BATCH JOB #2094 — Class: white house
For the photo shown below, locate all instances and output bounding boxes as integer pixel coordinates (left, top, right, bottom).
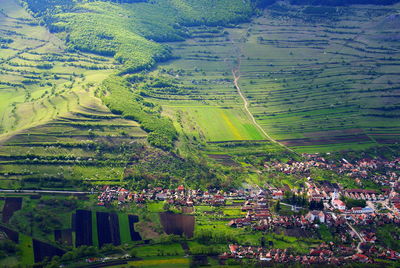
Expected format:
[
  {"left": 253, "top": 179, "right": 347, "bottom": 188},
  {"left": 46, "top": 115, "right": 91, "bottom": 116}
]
[
  {"left": 332, "top": 199, "right": 346, "bottom": 211},
  {"left": 306, "top": 210, "right": 325, "bottom": 223}
]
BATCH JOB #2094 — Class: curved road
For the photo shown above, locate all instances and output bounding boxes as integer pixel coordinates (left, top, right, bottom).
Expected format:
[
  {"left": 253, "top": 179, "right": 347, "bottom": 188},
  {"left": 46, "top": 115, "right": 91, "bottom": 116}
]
[
  {"left": 232, "top": 68, "right": 296, "bottom": 153},
  {"left": 346, "top": 222, "right": 365, "bottom": 253}
]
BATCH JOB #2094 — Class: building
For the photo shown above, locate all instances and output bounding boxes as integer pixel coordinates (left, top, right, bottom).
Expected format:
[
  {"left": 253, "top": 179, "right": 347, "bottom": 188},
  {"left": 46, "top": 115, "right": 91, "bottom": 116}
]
[
  {"left": 272, "top": 191, "right": 284, "bottom": 200},
  {"left": 331, "top": 199, "right": 346, "bottom": 211},
  {"left": 306, "top": 211, "right": 325, "bottom": 223}
]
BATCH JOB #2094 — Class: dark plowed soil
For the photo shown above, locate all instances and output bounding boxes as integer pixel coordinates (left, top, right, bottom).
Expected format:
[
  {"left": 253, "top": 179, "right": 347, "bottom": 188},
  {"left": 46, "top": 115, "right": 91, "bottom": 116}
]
[
  {"left": 75, "top": 210, "right": 92, "bottom": 247},
  {"left": 128, "top": 215, "right": 142, "bottom": 241},
  {"left": 0, "top": 225, "right": 19, "bottom": 243},
  {"left": 2, "top": 197, "right": 22, "bottom": 223},
  {"left": 33, "top": 239, "right": 65, "bottom": 263},
  {"left": 96, "top": 212, "right": 121, "bottom": 247},
  {"left": 54, "top": 229, "right": 73, "bottom": 246},
  {"left": 159, "top": 212, "right": 195, "bottom": 238}
]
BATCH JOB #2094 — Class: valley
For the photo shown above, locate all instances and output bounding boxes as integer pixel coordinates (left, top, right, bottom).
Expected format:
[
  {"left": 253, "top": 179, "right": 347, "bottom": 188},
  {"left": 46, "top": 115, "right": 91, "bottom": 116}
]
[{"left": 0, "top": 0, "right": 399, "bottom": 267}]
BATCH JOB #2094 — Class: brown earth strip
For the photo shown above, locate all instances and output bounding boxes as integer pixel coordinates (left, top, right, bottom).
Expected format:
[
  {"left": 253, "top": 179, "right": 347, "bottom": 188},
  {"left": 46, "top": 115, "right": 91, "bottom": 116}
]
[
  {"left": 1, "top": 197, "right": 22, "bottom": 223},
  {"left": 207, "top": 154, "right": 239, "bottom": 167},
  {"left": 278, "top": 134, "right": 372, "bottom": 146},
  {"left": 303, "top": 128, "right": 365, "bottom": 138}
]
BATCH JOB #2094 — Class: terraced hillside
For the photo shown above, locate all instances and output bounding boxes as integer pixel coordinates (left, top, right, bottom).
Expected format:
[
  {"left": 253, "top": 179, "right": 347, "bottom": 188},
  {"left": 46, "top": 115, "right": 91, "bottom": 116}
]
[
  {"left": 238, "top": 3, "right": 400, "bottom": 152},
  {"left": 0, "top": 0, "right": 116, "bottom": 138},
  {"left": 156, "top": 3, "right": 400, "bottom": 152},
  {"left": 0, "top": 0, "right": 150, "bottom": 189},
  {"left": 0, "top": 0, "right": 274, "bottom": 191},
  {"left": 152, "top": 26, "right": 266, "bottom": 142},
  {"left": 0, "top": 95, "right": 147, "bottom": 189}
]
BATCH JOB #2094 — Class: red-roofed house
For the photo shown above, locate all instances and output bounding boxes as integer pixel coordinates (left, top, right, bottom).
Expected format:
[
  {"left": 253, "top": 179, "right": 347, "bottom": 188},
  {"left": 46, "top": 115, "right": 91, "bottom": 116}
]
[
  {"left": 177, "top": 185, "right": 185, "bottom": 192},
  {"left": 331, "top": 199, "right": 346, "bottom": 211},
  {"left": 272, "top": 191, "right": 284, "bottom": 200}
]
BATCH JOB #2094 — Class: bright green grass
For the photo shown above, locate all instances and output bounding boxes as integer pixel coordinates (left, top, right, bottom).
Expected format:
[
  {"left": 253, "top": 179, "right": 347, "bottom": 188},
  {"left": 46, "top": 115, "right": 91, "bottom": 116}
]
[
  {"left": 92, "top": 211, "right": 99, "bottom": 247},
  {"left": 195, "top": 206, "right": 214, "bottom": 213},
  {"left": 147, "top": 202, "right": 165, "bottom": 213},
  {"left": 134, "top": 243, "right": 185, "bottom": 258},
  {"left": 19, "top": 234, "right": 34, "bottom": 265},
  {"left": 0, "top": 0, "right": 116, "bottom": 139},
  {"left": 127, "top": 256, "right": 190, "bottom": 268},
  {"left": 170, "top": 106, "right": 264, "bottom": 141},
  {"left": 118, "top": 213, "right": 131, "bottom": 244},
  {"left": 222, "top": 208, "right": 245, "bottom": 217}
]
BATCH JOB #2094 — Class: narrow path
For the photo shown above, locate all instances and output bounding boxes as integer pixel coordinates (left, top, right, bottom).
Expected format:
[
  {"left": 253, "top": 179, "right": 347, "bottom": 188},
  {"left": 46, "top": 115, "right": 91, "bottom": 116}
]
[
  {"left": 232, "top": 67, "right": 296, "bottom": 154},
  {"left": 230, "top": 25, "right": 297, "bottom": 154},
  {"left": 346, "top": 222, "right": 365, "bottom": 253}
]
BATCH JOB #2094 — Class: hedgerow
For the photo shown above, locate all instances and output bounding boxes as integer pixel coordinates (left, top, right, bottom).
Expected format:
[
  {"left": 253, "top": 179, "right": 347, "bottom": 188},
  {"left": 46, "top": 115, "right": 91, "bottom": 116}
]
[
  {"left": 99, "top": 76, "right": 177, "bottom": 150},
  {"left": 21, "top": 0, "right": 255, "bottom": 73}
]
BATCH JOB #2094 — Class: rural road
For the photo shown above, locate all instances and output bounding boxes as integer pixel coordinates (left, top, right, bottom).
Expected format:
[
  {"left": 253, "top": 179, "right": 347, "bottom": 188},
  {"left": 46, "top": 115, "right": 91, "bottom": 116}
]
[
  {"left": 230, "top": 25, "right": 297, "bottom": 154},
  {"left": 0, "top": 189, "right": 93, "bottom": 195},
  {"left": 232, "top": 69, "right": 276, "bottom": 142},
  {"left": 346, "top": 222, "right": 365, "bottom": 253},
  {"left": 232, "top": 68, "right": 296, "bottom": 154}
]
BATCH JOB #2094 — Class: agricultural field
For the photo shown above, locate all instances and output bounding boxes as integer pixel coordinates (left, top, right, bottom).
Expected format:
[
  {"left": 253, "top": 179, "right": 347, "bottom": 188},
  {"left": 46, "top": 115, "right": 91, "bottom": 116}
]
[
  {"left": 0, "top": 94, "right": 148, "bottom": 189},
  {"left": 0, "top": 194, "right": 156, "bottom": 265},
  {"left": 154, "top": 26, "right": 268, "bottom": 143},
  {"left": 155, "top": 3, "right": 400, "bottom": 153},
  {"left": 0, "top": 0, "right": 117, "bottom": 137},
  {"left": 0, "top": 0, "right": 152, "bottom": 189},
  {"left": 0, "top": 0, "right": 399, "bottom": 266},
  {"left": 237, "top": 3, "right": 400, "bottom": 152}
]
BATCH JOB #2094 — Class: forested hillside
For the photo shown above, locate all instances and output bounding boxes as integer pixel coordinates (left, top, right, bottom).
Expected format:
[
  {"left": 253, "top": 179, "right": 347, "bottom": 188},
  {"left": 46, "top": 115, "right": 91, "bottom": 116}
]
[{"left": 20, "top": 0, "right": 254, "bottom": 74}]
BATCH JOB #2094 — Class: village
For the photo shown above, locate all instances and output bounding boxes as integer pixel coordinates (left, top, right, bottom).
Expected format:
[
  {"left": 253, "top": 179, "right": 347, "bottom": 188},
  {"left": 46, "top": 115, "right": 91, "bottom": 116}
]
[{"left": 95, "top": 154, "right": 400, "bottom": 265}]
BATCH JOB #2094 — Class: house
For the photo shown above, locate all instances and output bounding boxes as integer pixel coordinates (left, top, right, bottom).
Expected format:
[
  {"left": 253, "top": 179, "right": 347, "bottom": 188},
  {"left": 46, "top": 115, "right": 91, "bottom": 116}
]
[
  {"left": 394, "top": 203, "right": 400, "bottom": 213},
  {"left": 155, "top": 192, "right": 168, "bottom": 201},
  {"left": 177, "top": 185, "right": 185, "bottom": 192},
  {"left": 306, "top": 211, "right": 325, "bottom": 223},
  {"left": 260, "top": 252, "right": 271, "bottom": 261},
  {"left": 331, "top": 199, "right": 346, "bottom": 211},
  {"left": 229, "top": 218, "right": 251, "bottom": 228},
  {"left": 350, "top": 207, "right": 363, "bottom": 214},
  {"left": 351, "top": 254, "right": 369, "bottom": 263},
  {"left": 272, "top": 191, "right": 284, "bottom": 200},
  {"left": 362, "top": 207, "right": 374, "bottom": 214},
  {"left": 229, "top": 244, "right": 239, "bottom": 254}
]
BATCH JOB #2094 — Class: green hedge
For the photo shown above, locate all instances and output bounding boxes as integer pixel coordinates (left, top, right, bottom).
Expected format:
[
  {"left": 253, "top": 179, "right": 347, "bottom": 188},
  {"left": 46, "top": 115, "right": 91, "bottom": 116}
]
[{"left": 100, "top": 76, "right": 177, "bottom": 150}]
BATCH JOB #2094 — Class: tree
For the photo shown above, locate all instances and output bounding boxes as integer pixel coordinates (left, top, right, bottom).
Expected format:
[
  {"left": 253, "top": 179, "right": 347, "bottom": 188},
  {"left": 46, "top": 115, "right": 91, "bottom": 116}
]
[{"left": 276, "top": 200, "right": 281, "bottom": 212}]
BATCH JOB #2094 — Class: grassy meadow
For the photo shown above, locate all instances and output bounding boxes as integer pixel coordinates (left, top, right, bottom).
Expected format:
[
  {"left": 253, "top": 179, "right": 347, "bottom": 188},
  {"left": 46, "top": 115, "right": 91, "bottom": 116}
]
[
  {"left": 0, "top": 0, "right": 116, "bottom": 138},
  {"left": 237, "top": 3, "right": 400, "bottom": 152},
  {"left": 155, "top": 3, "right": 400, "bottom": 153}
]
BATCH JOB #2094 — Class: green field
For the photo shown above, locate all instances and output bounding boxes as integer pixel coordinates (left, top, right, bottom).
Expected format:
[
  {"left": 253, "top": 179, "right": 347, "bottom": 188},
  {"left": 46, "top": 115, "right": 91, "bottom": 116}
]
[
  {"left": 167, "top": 106, "right": 264, "bottom": 141},
  {"left": 2, "top": 0, "right": 400, "bottom": 266},
  {"left": 118, "top": 213, "right": 131, "bottom": 244},
  {"left": 0, "top": 0, "right": 116, "bottom": 140},
  {"left": 237, "top": 4, "right": 400, "bottom": 151},
  {"left": 154, "top": 3, "right": 400, "bottom": 152},
  {"left": 19, "top": 234, "right": 34, "bottom": 265}
]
